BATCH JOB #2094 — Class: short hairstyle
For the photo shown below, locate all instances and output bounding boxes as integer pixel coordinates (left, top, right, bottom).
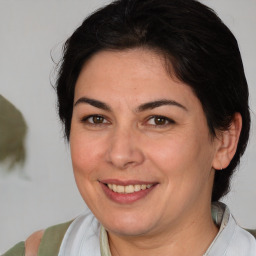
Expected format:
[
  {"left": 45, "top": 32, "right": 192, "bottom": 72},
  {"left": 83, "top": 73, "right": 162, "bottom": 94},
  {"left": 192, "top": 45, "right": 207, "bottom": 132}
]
[{"left": 56, "top": 0, "right": 250, "bottom": 201}]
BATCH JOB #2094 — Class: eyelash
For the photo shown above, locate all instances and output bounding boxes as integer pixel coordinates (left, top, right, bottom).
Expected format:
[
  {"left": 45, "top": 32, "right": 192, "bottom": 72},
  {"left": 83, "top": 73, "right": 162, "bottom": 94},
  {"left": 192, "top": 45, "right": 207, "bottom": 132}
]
[{"left": 80, "top": 115, "right": 175, "bottom": 127}]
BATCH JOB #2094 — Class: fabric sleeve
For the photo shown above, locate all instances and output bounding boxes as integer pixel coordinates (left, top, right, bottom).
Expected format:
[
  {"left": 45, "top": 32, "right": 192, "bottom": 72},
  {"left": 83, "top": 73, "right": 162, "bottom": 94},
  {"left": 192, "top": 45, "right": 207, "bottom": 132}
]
[
  {"left": 38, "top": 220, "right": 73, "bottom": 256},
  {"left": 1, "top": 241, "right": 25, "bottom": 256}
]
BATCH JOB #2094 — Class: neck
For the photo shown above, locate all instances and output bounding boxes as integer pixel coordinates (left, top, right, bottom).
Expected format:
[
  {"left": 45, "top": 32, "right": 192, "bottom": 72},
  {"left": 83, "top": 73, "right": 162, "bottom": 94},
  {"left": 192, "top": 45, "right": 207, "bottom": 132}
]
[{"left": 108, "top": 205, "right": 218, "bottom": 256}]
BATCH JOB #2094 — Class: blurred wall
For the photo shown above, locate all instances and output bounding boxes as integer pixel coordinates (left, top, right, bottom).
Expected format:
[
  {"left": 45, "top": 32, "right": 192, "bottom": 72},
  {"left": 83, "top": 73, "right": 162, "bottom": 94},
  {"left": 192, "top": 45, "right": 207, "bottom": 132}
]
[{"left": 0, "top": 0, "right": 255, "bottom": 253}]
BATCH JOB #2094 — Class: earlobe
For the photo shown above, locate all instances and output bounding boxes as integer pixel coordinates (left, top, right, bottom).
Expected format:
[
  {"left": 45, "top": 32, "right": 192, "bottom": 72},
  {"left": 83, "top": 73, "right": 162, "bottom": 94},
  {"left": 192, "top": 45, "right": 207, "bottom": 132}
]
[{"left": 212, "top": 113, "right": 242, "bottom": 170}]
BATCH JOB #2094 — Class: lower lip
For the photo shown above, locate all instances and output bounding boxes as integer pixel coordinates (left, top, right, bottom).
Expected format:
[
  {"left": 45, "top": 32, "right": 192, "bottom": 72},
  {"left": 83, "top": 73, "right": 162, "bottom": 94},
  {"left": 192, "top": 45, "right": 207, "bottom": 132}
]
[{"left": 100, "top": 183, "right": 157, "bottom": 204}]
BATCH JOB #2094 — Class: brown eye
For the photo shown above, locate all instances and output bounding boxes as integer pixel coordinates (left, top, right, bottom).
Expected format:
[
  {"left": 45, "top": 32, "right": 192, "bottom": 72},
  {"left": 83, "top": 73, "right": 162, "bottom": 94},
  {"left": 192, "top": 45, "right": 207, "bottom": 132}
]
[
  {"left": 154, "top": 117, "right": 167, "bottom": 125},
  {"left": 146, "top": 115, "right": 175, "bottom": 127},
  {"left": 82, "top": 115, "right": 109, "bottom": 125},
  {"left": 92, "top": 116, "right": 104, "bottom": 124}
]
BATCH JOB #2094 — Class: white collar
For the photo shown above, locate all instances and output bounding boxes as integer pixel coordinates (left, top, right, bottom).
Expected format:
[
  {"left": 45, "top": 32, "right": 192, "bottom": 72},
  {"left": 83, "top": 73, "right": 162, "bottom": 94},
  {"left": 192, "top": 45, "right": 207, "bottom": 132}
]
[
  {"left": 58, "top": 211, "right": 101, "bottom": 256},
  {"left": 59, "top": 203, "right": 255, "bottom": 256}
]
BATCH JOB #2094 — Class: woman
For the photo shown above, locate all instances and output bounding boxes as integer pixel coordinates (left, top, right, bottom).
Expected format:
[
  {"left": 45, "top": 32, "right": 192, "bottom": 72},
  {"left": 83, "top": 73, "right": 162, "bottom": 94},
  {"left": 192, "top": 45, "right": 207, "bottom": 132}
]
[{"left": 3, "top": 0, "right": 256, "bottom": 255}]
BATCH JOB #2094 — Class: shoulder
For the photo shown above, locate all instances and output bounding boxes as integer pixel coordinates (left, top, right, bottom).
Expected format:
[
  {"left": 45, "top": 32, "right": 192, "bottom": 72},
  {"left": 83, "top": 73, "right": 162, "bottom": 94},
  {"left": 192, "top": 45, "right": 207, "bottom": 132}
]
[
  {"left": 246, "top": 229, "right": 256, "bottom": 238},
  {"left": 208, "top": 203, "right": 256, "bottom": 256},
  {"left": 2, "top": 242, "right": 25, "bottom": 256},
  {"left": 37, "top": 220, "right": 73, "bottom": 255},
  {"left": 2, "top": 220, "right": 73, "bottom": 256},
  {"left": 25, "top": 230, "right": 44, "bottom": 256},
  {"left": 1, "top": 230, "right": 43, "bottom": 256},
  {"left": 225, "top": 219, "right": 256, "bottom": 255}
]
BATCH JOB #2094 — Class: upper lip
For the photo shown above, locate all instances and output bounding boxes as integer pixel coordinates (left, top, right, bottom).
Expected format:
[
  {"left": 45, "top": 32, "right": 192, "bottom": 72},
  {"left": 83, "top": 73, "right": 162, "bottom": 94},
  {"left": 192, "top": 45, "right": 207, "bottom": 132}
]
[{"left": 99, "top": 179, "right": 158, "bottom": 186}]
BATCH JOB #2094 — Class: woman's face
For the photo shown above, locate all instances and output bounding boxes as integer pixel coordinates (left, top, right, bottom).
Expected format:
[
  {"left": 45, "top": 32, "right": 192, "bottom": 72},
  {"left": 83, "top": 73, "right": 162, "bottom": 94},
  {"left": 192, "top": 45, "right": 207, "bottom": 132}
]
[{"left": 70, "top": 48, "right": 220, "bottom": 237}]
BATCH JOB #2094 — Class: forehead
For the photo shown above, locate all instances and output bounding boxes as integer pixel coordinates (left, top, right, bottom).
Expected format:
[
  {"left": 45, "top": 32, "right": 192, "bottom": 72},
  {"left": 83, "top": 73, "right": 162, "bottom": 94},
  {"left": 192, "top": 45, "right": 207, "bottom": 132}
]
[
  {"left": 78, "top": 48, "right": 169, "bottom": 86},
  {"left": 74, "top": 48, "right": 200, "bottom": 111}
]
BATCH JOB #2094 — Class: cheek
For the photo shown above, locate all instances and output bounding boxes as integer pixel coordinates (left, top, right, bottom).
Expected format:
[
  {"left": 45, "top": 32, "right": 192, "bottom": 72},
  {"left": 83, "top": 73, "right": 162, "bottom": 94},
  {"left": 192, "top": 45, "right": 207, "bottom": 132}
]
[
  {"left": 145, "top": 135, "right": 196, "bottom": 170},
  {"left": 69, "top": 131, "right": 105, "bottom": 207},
  {"left": 149, "top": 137, "right": 215, "bottom": 212},
  {"left": 145, "top": 132, "right": 214, "bottom": 186},
  {"left": 70, "top": 129, "right": 104, "bottom": 179}
]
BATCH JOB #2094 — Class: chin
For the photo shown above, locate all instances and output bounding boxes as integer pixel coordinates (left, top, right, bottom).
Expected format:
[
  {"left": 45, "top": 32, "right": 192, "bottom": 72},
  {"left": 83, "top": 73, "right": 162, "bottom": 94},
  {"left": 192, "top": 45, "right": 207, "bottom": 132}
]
[
  {"left": 103, "top": 214, "right": 157, "bottom": 237},
  {"left": 108, "top": 224, "right": 153, "bottom": 237}
]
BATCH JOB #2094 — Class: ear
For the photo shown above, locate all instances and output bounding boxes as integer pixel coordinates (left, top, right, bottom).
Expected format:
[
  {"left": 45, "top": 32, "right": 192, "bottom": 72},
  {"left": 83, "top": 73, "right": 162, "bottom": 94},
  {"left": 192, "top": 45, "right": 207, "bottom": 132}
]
[{"left": 212, "top": 113, "right": 242, "bottom": 170}]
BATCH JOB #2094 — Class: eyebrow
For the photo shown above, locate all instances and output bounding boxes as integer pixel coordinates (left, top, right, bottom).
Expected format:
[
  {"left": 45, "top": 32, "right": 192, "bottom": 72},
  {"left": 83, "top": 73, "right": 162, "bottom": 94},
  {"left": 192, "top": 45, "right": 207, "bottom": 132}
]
[
  {"left": 74, "top": 97, "right": 187, "bottom": 112},
  {"left": 136, "top": 99, "right": 188, "bottom": 112},
  {"left": 74, "top": 97, "right": 111, "bottom": 111}
]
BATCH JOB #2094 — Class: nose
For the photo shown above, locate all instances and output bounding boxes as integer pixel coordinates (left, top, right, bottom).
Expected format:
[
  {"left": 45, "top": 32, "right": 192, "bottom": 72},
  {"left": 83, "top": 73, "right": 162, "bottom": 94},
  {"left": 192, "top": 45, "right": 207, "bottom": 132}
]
[{"left": 106, "top": 127, "right": 145, "bottom": 170}]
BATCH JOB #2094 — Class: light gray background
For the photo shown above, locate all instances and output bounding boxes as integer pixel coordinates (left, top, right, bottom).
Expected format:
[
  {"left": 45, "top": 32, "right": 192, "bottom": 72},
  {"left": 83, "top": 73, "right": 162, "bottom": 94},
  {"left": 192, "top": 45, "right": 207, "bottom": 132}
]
[{"left": 0, "top": 0, "right": 255, "bottom": 253}]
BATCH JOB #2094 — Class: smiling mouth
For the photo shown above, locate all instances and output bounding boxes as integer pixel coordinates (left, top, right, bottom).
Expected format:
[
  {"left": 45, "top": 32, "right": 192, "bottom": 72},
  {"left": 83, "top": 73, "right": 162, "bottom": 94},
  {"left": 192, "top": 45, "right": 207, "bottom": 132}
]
[
  {"left": 100, "top": 181, "right": 157, "bottom": 204},
  {"left": 106, "top": 184, "right": 153, "bottom": 194}
]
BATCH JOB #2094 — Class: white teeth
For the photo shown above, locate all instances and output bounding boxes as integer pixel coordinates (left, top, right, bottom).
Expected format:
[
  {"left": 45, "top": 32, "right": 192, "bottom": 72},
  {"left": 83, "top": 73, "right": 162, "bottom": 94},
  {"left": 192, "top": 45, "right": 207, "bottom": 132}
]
[
  {"left": 117, "top": 185, "right": 125, "bottom": 193},
  {"left": 141, "top": 184, "right": 146, "bottom": 190},
  {"left": 134, "top": 185, "right": 141, "bottom": 192},
  {"left": 125, "top": 185, "right": 134, "bottom": 193},
  {"left": 107, "top": 184, "right": 153, "bottom": 194},
  {"left": 112, "top": 184, "right": 117, "bottom": 192}
]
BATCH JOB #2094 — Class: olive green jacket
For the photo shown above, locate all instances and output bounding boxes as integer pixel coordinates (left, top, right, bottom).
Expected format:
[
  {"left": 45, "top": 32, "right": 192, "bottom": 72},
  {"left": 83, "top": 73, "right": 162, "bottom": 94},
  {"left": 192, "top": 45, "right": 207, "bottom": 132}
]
[{"left": 2, "top": 220, "right": 72, "bottom": 256}]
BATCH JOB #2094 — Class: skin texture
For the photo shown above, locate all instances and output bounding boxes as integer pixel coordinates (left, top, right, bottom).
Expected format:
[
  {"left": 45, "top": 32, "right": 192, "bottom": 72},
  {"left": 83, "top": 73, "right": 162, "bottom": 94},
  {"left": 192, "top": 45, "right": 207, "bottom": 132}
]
[
  {"left": 70, "top": 48, "right": 242, "bottom": 255},
  {"left": 25, "top": 230, "right": 44, "bottom": 256}
]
